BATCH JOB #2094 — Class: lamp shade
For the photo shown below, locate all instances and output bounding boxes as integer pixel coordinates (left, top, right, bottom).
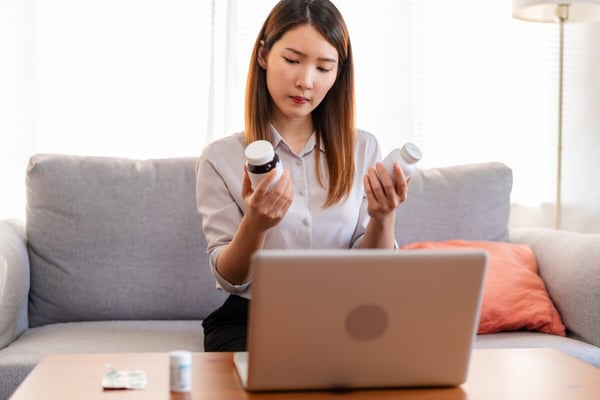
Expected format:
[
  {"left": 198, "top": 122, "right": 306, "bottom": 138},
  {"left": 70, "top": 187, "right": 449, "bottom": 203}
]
[{"left": 513, "top": 0, "right": 600, "bottom": 22}]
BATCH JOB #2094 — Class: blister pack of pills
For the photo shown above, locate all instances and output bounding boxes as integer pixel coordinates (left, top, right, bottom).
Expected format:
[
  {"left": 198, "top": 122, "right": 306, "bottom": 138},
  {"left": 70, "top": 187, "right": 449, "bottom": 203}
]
[{"left": 101, "top": 365, "right": 147, "bottom": 390}]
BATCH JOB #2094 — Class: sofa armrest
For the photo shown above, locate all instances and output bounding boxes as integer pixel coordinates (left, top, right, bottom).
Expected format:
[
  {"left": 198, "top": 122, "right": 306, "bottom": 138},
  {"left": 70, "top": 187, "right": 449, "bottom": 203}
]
[
  {"left": 510, "top": 228, "right": 600, "bottom": 347},
  {"left": 0, "top": 219, "right": 30, "bottom": 349}
]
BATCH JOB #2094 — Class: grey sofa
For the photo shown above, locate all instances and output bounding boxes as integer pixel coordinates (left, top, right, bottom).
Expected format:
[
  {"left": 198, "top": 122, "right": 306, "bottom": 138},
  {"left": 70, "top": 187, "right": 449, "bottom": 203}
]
[{"left": 1, "top": 154, "right": 599, "bottom": 399}]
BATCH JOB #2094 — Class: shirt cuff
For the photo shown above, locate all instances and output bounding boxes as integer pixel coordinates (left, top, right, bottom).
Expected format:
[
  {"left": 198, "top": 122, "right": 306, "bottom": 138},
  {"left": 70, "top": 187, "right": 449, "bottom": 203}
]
[
  {"left": 352, "top": 235, "right": 400, "bottom": 251},
  {"left": 210, "top": 250, "right": 252, "bottom": 295}
]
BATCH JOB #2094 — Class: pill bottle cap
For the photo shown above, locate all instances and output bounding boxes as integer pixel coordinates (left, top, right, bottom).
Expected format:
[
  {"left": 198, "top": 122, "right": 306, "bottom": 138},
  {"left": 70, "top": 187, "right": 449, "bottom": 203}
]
[
  {"left": 170, "top": 350, "right": 192, "bottom": 364},
  {"left": 400, "top": 142, "right": 422, "bottom": 164},
  {"left": 245, "top": 140, "right": 275, "bottom": 166}
]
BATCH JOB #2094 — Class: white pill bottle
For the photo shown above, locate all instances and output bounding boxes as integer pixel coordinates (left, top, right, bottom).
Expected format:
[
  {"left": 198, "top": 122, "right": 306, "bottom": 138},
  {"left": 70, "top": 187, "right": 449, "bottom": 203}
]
[
  {"left": 382, "top": 142, "right": 422, "bottom": 183},
  {"left": 244, "top": 140, "right": 283, "bottom": 191},
  {"left": 169, "top": 350, "right": 192, "bottom": 393}
]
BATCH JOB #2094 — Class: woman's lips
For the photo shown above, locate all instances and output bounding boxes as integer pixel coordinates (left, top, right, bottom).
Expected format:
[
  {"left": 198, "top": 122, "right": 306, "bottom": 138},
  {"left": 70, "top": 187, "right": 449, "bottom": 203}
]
[{"left": 290, "top": 96, "right": 308, "bottom": 104}]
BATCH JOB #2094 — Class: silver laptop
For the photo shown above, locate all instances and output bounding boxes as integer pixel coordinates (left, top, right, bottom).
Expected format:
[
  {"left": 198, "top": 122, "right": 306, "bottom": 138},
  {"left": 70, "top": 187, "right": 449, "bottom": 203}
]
[{"left": 234, "top": 248, "right": 488, "bottom": 392}]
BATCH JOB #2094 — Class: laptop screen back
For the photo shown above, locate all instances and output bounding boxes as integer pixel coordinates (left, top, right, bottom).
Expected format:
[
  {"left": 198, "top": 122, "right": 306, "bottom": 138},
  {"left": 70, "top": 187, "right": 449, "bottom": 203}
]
[{"left": 239, "top": 248, "right": 488, "bottom": 391}]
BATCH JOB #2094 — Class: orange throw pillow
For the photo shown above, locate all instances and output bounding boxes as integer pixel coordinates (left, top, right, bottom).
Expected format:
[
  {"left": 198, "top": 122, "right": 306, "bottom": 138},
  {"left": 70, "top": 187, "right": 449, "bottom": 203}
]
[{"left": 401, "top": 240, "right": 566, "bottom": 336}]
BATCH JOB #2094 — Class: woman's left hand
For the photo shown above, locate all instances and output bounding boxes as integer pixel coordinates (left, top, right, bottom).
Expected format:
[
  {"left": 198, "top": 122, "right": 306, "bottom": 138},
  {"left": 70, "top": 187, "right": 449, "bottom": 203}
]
[{"left": 363, "top": 162, "right": 409, "bottom": 222}]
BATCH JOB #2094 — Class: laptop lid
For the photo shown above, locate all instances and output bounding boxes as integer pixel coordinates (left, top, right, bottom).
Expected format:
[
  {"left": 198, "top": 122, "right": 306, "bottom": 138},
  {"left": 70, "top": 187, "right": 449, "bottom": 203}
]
[{"left": 235, "top": 248, "right": 488, "bottom": 392}]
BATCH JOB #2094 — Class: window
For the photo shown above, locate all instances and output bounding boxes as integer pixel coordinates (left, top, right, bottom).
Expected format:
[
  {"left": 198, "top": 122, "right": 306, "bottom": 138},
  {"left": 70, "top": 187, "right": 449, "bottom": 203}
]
[{"left": 2, "top": 0, "right": 598, "bottom": 231}]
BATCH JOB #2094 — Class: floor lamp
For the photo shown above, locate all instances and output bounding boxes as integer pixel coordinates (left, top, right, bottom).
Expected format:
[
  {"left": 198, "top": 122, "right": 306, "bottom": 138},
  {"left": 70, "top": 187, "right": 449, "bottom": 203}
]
[{"left": 512, "top": 0, "right": 600, "bottom": 229}]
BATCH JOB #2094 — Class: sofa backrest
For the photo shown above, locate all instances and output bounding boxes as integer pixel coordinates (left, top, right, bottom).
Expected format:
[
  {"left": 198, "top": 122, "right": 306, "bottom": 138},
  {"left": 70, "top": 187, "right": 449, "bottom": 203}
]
[
  {"left": 26, "top": 154, "right": 227, "bottom": 327},
  {"left": 394, "top": 162, "right": 512, "bottom": 245},
  {"left": 25, "top": 155, "right": 512, "bottom": 327}
]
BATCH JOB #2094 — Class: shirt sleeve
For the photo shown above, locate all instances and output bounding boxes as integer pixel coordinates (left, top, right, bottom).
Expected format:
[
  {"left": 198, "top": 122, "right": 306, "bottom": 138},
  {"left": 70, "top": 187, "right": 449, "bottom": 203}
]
[
  {"left": 195, "top": 137, "right": 252, "bottom": 295},
  {"left": 350, "top": 131, "right": 400, "bottom": 250},
  {"left": 349, "top": 131, "right": 379, "bottom": 248}
]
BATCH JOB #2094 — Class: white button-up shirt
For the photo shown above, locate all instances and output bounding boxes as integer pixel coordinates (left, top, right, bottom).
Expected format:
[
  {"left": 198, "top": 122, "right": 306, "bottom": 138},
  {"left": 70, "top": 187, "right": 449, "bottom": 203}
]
[{"left": 196, "top": 127, "right": 381, "bottom": 298}]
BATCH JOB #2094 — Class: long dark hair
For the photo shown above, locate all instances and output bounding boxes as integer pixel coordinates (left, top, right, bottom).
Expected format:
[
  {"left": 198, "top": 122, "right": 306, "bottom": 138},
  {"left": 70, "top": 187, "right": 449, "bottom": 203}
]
[{"left": 244, "top": 0, "right": 355, "bottom": 207}]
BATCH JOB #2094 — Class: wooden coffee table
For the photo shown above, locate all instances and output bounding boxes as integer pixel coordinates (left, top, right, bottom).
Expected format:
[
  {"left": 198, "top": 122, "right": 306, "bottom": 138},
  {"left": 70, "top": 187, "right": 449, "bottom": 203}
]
[{"left": 9, "top": 348, "right": 600, "bottom": 399}]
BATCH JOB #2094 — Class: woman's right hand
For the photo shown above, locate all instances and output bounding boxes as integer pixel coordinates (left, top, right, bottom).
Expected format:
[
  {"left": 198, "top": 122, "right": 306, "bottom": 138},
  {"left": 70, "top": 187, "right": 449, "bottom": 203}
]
[
  {"left": 213, "top": 166, "right": 293, "bottom": 286},
  {"left": 241, "top": 165, "right": 294, "bottom": 232}
]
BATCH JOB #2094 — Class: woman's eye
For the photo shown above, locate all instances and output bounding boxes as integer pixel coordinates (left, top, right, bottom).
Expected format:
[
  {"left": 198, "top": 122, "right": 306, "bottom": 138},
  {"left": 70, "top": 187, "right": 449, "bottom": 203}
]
[{"left": 282, "top": 56, "right": 332, "bottom": 72}]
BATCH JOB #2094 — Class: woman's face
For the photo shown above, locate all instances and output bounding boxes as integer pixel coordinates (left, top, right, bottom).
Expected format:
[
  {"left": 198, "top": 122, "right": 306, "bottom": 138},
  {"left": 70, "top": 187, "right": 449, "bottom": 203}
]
[{"left": 259, "top": 24, "right": 339, "bottom": 125}]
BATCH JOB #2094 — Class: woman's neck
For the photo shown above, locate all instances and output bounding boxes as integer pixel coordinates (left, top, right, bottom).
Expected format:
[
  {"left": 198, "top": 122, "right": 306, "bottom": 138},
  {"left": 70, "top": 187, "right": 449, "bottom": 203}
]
[{"left": 271, "top": 116, "right": 314, "bottom": 155}]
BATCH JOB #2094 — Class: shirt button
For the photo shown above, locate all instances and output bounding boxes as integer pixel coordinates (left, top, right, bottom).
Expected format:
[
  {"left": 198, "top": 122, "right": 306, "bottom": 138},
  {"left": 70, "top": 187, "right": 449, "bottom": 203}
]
[
  {"left": 296, "top": 160, "right": 303, "bottom": 167},
  {"left": 303, "top": 218, "right": 310, "bottom": 226},
  {"left": 299, "top": 190, "right": 305, "bottom": 196}
]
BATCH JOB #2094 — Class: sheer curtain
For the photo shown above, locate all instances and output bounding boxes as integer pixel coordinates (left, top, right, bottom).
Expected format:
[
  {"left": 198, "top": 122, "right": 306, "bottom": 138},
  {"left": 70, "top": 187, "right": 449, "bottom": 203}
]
[
  {"left": 1, "top": 0, "right": 213, "bottom": 220},
  {"left": 2, "top": 0, "right": 599, "bottom": 231}
]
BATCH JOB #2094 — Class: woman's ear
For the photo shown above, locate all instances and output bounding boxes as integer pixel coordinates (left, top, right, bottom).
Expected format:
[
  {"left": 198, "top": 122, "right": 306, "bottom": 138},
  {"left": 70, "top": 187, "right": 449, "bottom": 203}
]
[{"left": 257, "top": 40, "right": 267, "bottom": 70}]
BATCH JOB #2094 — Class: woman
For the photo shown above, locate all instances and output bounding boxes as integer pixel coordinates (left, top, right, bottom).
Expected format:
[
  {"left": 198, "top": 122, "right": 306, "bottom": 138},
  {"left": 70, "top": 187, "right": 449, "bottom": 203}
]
[{"left": 196, "top": 0, "right": 409, "bottom": 352}]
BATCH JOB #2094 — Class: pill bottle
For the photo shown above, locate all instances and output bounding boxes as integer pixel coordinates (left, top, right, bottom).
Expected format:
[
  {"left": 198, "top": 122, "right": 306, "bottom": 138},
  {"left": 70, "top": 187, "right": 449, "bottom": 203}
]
[
  {"left": 245, "top": 140, "right": 283, "bottom": 190},
  {"left": 169, "top": 350, "right": 192, "bottom": 393},
  {"left": 382, "top": 142, "right": 422, "bottom": 183}
]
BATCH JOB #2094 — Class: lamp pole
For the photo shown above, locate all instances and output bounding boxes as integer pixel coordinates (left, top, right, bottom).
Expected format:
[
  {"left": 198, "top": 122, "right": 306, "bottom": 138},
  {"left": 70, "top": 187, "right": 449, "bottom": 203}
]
[{"left": 555, "top": 4, "right": 568, "bottom": 230}]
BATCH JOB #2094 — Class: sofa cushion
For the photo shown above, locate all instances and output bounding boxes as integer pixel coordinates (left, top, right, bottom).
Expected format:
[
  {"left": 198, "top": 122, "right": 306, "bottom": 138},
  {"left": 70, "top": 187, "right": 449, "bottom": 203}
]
[
  {"left": 475, "top": 331, "right": 600, "bottom": 369},
  {"left": 394, "top": 162, "right": 512, "bottom": 246},
  {"left": 402, "top": 240, "right": 566, "bottom": 336},
  {"left": 26, "top": 155, "right": 227, "bottom": 327}
]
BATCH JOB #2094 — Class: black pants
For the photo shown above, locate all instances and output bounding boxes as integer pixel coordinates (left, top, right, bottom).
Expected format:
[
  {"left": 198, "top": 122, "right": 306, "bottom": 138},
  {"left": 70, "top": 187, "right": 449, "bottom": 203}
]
[{"left": 202, "top": 294, "right": 249, "bottom": 352}]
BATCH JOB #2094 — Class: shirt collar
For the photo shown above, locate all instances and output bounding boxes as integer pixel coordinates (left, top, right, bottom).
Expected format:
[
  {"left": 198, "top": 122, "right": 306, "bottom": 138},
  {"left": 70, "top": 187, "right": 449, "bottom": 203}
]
[{"left": 269, "top": 124, "right": 324, "bottom": 156}]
